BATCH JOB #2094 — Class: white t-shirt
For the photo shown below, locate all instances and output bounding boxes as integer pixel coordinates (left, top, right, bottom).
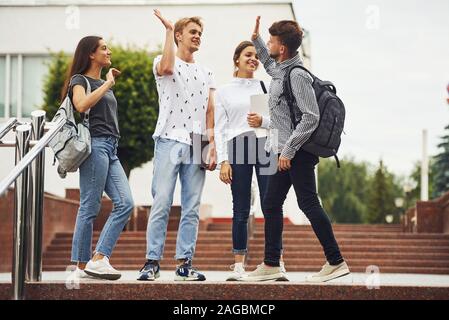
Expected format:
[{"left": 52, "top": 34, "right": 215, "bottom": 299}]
[
  {"left": 215, "top": 77, "right": 270, "bottom": 163},
  {"left": 152, "top": 55, "right": 216, "bottom": 145}
]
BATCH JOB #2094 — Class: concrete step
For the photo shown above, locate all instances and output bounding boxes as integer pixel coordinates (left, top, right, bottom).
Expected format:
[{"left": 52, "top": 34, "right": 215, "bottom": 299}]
[
  {"left": 41, "top": 264, "right": 449, "bottom": 275},
  {"left": 2, "top": 281, "right": 449, "bottom": 300},
  {"left": 44, "top": 243, "right": 449, "bottom": 254},
  {"left": 261, "top": 258, "right": 449, "bottom": 268},
  {"left": 42, "top": 250, "right": 449, "bottom": 261},
  {"left": 52, "top": 231, "right": 449, "bottom": 240},
  {"left": 48, "top": 237, "right": 449, "bottom": 246},
  {"left": 208, "top": 224, "right": 404, "bottom": 232},
  {"left": 42, "top": 256, "right": 449, "bottom": 268},
  {"left": 43, "top": 257, "right": 237, "bottom": 266}
]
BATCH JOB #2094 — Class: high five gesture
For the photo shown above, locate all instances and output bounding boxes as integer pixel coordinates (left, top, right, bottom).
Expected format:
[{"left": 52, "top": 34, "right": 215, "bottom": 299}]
[
  {"left": 154, "top": 9, "right": 174, "bottom": 30},
  {"left": 154, "top": 9, "right": 175, "bottom": 76},
  {"left": 251, "top": 16, "right": 261, "bottom": 40}
]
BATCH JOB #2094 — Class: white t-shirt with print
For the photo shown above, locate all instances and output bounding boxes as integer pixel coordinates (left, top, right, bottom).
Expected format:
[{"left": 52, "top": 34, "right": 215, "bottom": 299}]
[{"left": 152, "top": 55, "right": 216, "bottom": 145}]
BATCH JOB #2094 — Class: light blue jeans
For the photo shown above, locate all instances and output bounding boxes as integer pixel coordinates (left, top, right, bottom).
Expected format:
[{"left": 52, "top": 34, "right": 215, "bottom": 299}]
[
  {"left": 146, "top": 137, "right": 206, "bottom": 261},
  {"left": 71, "top": 136, "right": 134, "bottom": 263}
]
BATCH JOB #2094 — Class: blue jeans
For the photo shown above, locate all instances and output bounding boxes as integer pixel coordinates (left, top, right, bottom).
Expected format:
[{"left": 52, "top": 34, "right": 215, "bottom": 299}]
[
  {"left": 229, "top": 135, "right": 276, "bottom": 254},
  {"left": 71, "top": 136, "right": 134, "bottom": 263},
  {"left": 146, "top": 137, "right": 206, "bottom": 261}
]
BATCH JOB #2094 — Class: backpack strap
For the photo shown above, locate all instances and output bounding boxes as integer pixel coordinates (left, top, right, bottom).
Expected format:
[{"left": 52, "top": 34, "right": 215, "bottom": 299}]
[
  {"left": 334, "top": 155, "right": 341, "bottom": 168},
  {"left": 260, "top": 80, "right": 267, "bottom": 94},
  {"left": 294, "top": 65, "right": 336, "bottom": 94},
  {"left": 284, "top": 64, "right": 318, "bottom": 128},
  {"left": 78, "top": 75, "right": 91, "bottom": 128},
  {"left": 292, "top": 65, "right": 316, "bottom": 81},
  {"left": 68, "top": 74, "right": 92, "bottom": 128}
]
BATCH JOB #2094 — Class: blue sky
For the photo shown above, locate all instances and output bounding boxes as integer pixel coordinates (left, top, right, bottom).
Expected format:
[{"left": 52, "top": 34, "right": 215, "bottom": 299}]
[{"left": 292, "top": 0, "right": 449, "bottom": 176}]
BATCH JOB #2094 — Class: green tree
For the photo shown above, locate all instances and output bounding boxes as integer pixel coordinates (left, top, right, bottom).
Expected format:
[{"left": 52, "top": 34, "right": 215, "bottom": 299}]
[
  {"left": 41, "top": 52, "right": 71, "bottom": 117},
  {"left": 41, "top": 45, "right": 160, "bottom": 177},
  {"left": 318, "top": 157, "right": 371, "bottom": 223},
  {"left": 433, "top": 124, "right": 449, "bottom": 198},
  {"left": 366, "top": 160, "right": 401, "bottom": 223}
]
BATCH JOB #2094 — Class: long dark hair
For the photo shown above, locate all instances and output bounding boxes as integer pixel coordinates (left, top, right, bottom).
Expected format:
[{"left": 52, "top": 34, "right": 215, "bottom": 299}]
[
  {"left": 232, "top": 41, "right": 255, "bottom": 77},
  {"left": 61, "top": 36, "right": 103, "bottom": 101}
]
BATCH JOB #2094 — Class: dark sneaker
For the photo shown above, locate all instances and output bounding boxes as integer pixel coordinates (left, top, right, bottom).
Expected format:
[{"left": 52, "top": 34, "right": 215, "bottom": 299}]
[
  {"left": 174, "top": 259, "right": 206, "bottom": 281},
  {"left": 137, "top": 260, "right": 160, "bottom": 281}
]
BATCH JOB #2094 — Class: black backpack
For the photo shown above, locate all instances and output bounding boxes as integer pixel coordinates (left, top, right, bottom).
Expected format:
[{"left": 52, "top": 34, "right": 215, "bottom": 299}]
[{"left": 284, "top": 65, "right": 345, "bottom": 167}]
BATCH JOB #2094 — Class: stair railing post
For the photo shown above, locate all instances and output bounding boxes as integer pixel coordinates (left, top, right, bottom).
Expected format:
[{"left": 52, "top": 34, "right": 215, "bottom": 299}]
[
  {"left": 12, "top": 124, "right": 32, "bottom": 300},
  {"left": 27, "top": 110, "right": 46, "bottom": 282}
]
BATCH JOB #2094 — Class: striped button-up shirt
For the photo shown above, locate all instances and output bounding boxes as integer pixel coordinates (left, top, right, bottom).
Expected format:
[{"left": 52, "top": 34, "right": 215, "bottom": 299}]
[{"left": 252, "top": 35, "right": 320, "bottom": 160}]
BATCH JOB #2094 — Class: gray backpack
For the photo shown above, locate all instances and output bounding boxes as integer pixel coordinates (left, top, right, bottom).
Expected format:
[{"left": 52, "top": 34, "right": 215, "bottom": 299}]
[{"left": 49, "top": 75, "right": 91, "bottom": 178}]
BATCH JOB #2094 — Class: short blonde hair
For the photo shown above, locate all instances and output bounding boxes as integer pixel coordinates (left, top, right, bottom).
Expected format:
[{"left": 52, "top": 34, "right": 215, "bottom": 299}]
[{"left": 174, "top": 17, "right": 203, "bottom": 46}]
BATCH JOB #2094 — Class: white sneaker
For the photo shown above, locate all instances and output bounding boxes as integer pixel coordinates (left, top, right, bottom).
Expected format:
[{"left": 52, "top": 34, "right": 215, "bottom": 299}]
[
  {"left": 305, "top": 261, "right": 350, "bottom": 283},
  {"left": 226, "top": 263, "right": 247, "bottom": 281},
  {"left": 278, "top": 261, "right": 289, "bottom": 281},
  {"left": 66, "top": 267, "right": 91, "bottom": 283},
  {"left": 280, "top": 261, "right": 286, "bottom": 273},
  {"left": 242, "top": 263, "right": 288, "bottom": 282},
  {"left": 84, "top": 256, "right": 121, "bottom": 280},
  {"left": 74, "top": 267, "right": 91, "bottom": 279}
]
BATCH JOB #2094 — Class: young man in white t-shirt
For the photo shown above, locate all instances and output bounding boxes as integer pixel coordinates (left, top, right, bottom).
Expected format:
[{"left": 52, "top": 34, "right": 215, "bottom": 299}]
[{"left": 138, "top": 10, "right": 217, "bottom": 281}]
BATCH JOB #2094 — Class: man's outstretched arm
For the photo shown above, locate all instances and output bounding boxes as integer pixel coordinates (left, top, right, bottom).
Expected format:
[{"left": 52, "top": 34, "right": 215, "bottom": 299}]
[
  {"left": 251, "top": 16, "right": 276, "bottom": 76},
  {"left": 154, "top": 9, "right": 175, "bottom": 76}
]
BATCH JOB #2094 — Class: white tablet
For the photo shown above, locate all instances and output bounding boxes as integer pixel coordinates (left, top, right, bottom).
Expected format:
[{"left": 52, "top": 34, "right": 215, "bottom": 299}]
[{"left": 250, "top": 93, "right": 269, "bottom": 138}]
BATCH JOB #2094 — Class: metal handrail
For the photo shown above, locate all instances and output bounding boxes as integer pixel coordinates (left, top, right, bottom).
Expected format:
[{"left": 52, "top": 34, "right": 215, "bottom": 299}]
[
  {"left": 0, "top": 118, "right": 65, "bottom": 196},
  {"left": 0, "top": 123, "right": 61, "bottom": 148},
  {"left": 28, "top": 110, "right": 47, "bottom": 283},
  {"left": 11, "top": 124, "right": 32, "bottom": 301},
  {"left": 0, "top": 118, "right": 18, "bottom": 140},
  {"left": 0, "top": 115, "right": 66, "bottom": 300}
]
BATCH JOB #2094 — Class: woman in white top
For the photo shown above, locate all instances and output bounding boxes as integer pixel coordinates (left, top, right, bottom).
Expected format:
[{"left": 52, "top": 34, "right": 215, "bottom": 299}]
[{"left": 215, "top": 41, "right": 281, "bottom": 281}]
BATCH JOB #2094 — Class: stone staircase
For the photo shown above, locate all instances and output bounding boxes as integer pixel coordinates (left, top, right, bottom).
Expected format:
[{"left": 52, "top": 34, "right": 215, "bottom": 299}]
[{"left": 42, "top": 223, "right": 449, "bottom": 274}]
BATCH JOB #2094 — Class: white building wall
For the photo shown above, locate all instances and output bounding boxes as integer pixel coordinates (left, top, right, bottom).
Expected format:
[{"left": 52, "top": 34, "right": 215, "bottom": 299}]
[{"left": 0, "top": 1, "right": 309, "bottom": 224}]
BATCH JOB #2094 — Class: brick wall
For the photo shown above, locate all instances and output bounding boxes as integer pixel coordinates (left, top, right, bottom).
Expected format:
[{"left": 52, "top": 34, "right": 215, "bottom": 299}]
[
  {"left": 0, "top": 189, "right": 79, "bottom": 272},
  {"left": 403, "top": 190, "right": 449, "bottom": 234},
  {"left": 416, "top": 201, "right": 443, "bottom": 233}
]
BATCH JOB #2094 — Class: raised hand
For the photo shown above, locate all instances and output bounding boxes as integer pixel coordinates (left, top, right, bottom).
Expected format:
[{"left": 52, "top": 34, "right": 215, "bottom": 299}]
[
  {"left": 251, "top": 16, "right": 261, "bottom": 40},
  {"left": 154, "top": 9, "right": 174, "bottom": 30},
  {"left": 106, "top": 68, "right": 121, "bottom": 85}
]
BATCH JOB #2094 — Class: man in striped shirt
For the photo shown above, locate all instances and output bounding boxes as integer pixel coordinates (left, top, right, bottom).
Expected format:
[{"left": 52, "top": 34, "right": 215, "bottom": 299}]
[{"left": 243, "top": 16, "right": 350, "bottom": 283}]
